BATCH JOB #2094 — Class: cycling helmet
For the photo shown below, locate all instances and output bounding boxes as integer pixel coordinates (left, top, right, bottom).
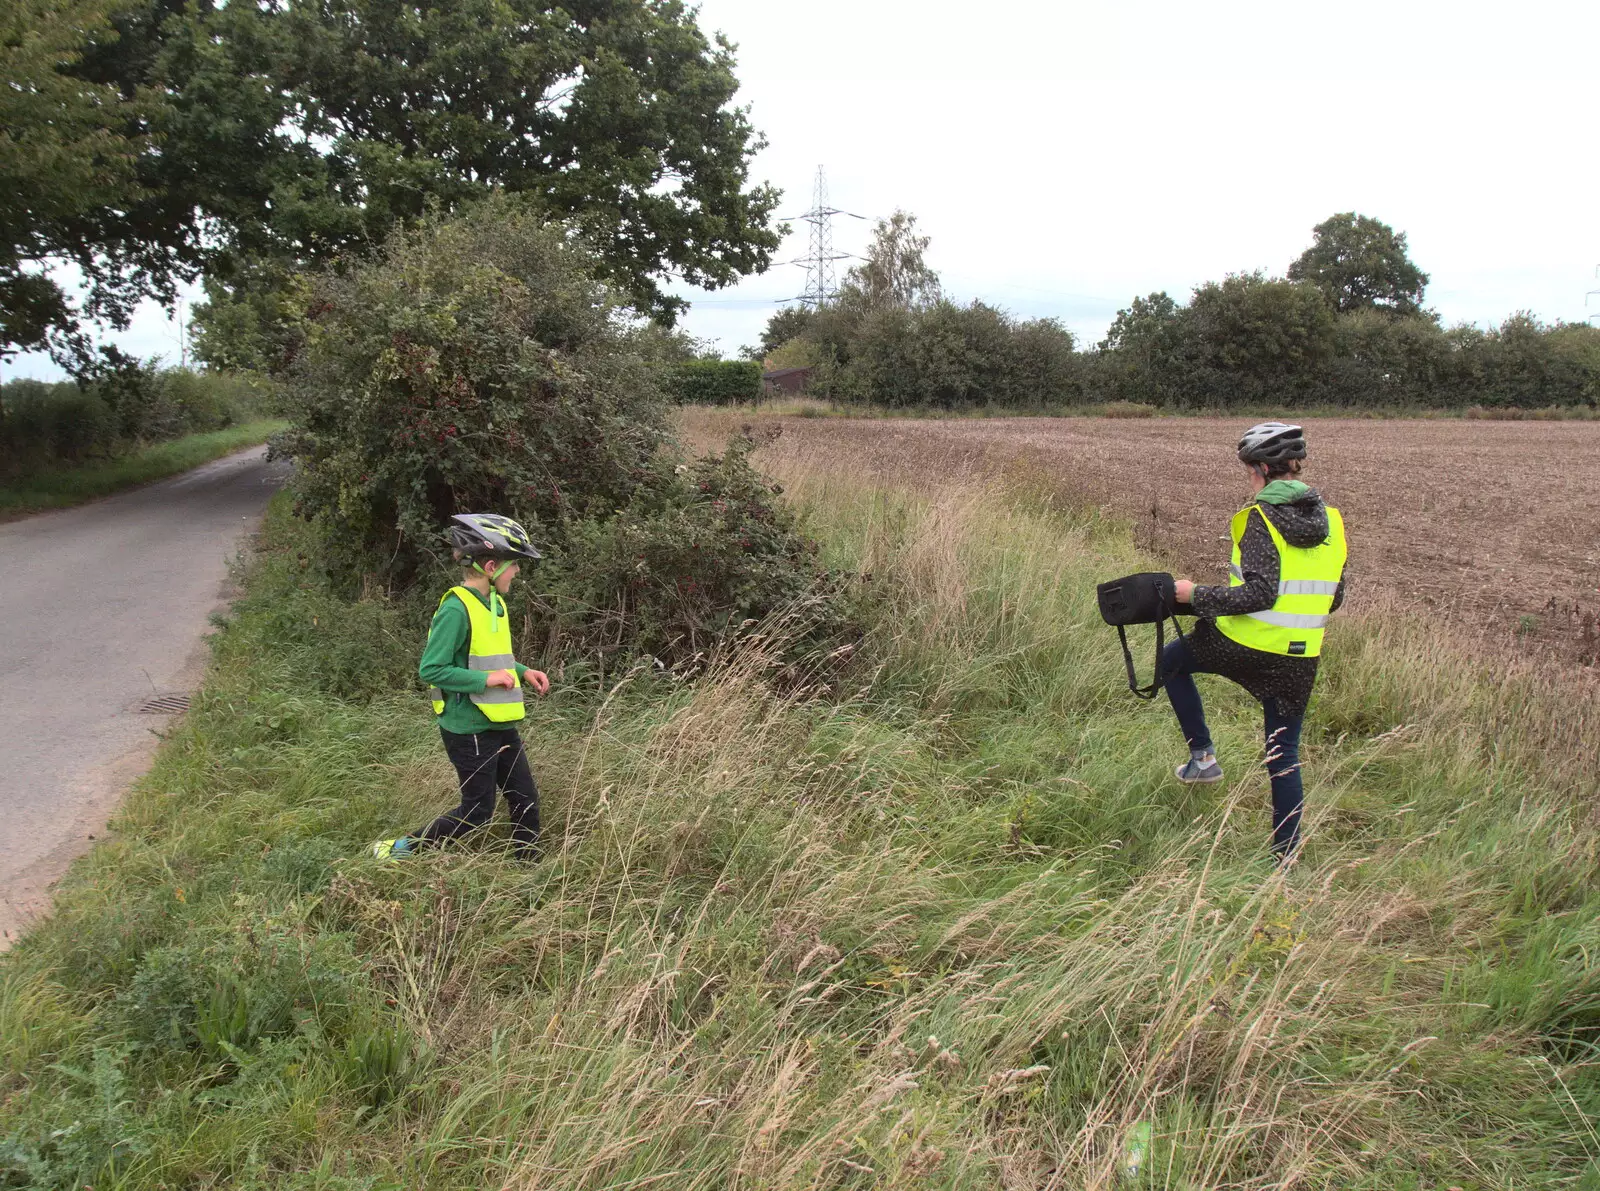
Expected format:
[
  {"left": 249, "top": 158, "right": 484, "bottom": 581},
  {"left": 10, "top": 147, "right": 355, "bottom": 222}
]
[
  {"left": 1237, "top": 422, "right": 1307, "bottom": 466},
  {"left": 445, "top": 512, "right": 541, "bottom": 561}
]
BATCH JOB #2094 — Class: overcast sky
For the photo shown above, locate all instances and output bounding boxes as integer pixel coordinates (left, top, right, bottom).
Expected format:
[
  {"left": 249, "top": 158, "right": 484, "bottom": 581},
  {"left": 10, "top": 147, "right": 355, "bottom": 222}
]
[{"left": 10, "top": 0, "right": 1598, "bottom": 379}]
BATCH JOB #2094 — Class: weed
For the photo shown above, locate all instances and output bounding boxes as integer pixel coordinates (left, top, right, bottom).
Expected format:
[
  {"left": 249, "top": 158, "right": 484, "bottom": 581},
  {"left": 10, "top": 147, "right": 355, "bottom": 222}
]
[{"left": 1098, "top": 400, "right": 1158, "bottom": 418}]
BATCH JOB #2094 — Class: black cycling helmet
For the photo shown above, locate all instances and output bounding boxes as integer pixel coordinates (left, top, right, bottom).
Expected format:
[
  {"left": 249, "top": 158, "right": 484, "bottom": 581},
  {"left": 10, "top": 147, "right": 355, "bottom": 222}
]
[
  {"left": 445, "top": 512, "right": 541, "bottom": 561},
  {"left": 1237, "top": 421, "right": 1307, "bottom": 466}
]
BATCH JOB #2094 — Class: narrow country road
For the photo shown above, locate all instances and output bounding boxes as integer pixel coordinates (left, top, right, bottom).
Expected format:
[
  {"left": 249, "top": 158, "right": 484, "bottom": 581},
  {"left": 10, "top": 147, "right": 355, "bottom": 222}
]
[{"left": 0, "top": 446, "right": 288, "bottom": 946}]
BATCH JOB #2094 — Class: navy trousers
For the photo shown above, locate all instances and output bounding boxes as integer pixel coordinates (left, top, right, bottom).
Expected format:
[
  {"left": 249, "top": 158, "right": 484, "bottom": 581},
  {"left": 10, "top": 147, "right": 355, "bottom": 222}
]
[
  {"left": 1159, "top": 636, "right": 1305, "bottom": 858},
  {"left": 418, "top": 727, "right": 540, "bottom": 858}
]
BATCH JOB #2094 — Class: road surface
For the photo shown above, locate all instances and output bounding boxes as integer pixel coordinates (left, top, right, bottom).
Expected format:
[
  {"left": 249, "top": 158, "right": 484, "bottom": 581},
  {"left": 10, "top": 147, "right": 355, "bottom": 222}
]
[{"left": 0, "top": 446, "right": 287, "bottom": 946}]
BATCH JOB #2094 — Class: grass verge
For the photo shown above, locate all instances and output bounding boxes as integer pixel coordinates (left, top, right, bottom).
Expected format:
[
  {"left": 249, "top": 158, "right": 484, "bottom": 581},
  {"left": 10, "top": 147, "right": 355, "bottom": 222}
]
[
  {"left": 2, "top": 442, "right": 1598, "bottom": 1189},
  {"left": 0, "top": 421, "right": 286, "bottom": 519}
]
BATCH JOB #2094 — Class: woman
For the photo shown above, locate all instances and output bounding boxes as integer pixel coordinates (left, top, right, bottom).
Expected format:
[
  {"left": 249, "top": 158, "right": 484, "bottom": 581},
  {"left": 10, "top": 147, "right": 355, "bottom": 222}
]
[{"left": 1165, "top": 422, "right": 1348, "bottom": 861}]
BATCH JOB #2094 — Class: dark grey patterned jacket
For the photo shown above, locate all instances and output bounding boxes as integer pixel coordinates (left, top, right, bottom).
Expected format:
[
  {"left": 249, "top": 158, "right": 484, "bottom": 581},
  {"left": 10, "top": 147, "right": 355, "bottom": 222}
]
[{"left": 1184, "top": 488, "right": 1346, "bottom": 717}]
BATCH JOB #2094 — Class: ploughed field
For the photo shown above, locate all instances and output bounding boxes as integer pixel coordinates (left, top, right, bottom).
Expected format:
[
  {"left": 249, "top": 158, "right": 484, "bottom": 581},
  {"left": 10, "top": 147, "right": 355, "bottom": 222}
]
[{"left": 685, "top": 411, "right": 1600, "bottom": 664}]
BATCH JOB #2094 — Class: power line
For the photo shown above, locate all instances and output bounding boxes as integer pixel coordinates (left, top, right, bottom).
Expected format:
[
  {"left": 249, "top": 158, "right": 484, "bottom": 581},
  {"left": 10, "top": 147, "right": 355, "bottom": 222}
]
[{"left": 687, "top": 296, "right": 802, "bottom": 307}]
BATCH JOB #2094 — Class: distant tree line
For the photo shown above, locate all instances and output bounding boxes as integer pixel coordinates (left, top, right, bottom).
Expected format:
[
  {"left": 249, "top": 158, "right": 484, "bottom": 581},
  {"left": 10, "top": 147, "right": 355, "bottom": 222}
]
[
  {"left": 0, "top": 361, "right": 261, "bottom": 478},
  {"left": 749, "top": 211, "right": 1080, "bottom": 409},
  {"left": 757, "top": 212, "right": 1600, "bottom": 412}
]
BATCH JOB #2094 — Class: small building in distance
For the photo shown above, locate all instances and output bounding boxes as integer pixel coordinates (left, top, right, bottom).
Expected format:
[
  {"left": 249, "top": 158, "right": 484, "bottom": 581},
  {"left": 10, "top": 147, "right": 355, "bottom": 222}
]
[{"left": 762, "top": 366, "right": 812, "bottom": 397}]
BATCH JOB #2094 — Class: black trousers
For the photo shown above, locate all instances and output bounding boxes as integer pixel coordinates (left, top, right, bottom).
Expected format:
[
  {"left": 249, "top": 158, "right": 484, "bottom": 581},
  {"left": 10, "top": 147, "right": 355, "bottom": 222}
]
[{"left": 417, "top": 727, "right": 540, "bottom": 858}]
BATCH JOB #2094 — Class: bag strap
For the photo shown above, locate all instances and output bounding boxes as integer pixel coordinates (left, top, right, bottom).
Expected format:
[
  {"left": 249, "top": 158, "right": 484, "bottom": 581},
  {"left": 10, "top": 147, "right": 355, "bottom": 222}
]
[
  {"left": 1116, "top": 581, "right": 1188, "bottom": 701},
  {"left": 1113, "top": 624, "right": 1143, "bottom": 699}
]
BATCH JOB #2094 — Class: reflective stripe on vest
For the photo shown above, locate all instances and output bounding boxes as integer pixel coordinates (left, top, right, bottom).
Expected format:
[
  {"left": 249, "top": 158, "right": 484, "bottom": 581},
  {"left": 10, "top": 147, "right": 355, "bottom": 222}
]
[
  {"left": 1214, "top": 505, "right": 1346, "bottom": 658},
  {"left": 427, "top": 586, "right": 525, "bottom": 722}
]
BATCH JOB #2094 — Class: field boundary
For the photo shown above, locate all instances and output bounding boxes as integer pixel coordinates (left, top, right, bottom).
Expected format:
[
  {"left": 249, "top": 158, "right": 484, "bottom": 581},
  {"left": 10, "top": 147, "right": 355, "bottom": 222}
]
[
  {"left": 682, "top": 408, "right": 1600, "bottom": 670},
  {"left": 728, "top": 397, "right": 1600, "bottom": 423}
]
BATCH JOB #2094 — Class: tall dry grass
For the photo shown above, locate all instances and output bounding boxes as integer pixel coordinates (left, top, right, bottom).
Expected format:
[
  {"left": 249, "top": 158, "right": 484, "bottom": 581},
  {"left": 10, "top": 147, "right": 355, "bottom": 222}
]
[{"left": 2, "top": 422, "right": 1598, "bottom": 1188}]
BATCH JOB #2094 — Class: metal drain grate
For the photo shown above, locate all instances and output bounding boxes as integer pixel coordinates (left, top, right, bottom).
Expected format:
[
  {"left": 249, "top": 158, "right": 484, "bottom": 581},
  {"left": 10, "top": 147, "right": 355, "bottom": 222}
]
[{"left": 138, "top": 693, "right": 192, "bottom": 714}]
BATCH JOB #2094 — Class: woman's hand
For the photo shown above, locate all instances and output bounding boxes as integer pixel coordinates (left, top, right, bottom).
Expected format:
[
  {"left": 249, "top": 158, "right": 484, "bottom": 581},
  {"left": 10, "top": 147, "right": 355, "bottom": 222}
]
[{"left": 1174, "top": 579, "right": 1195, "bottom": 604}]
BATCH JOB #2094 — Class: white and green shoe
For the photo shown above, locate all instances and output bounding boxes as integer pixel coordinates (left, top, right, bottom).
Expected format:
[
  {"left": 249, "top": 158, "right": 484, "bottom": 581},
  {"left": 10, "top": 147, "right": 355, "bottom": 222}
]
[{"left": 371, "top": 836, "right": 416, "bottom": 860}]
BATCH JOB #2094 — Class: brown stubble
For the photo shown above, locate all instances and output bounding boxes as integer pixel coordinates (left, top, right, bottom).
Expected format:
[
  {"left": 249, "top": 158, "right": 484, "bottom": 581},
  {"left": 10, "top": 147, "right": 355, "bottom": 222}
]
[{"left": 681, "top": 410, "right": 1600, "bottom": 665}]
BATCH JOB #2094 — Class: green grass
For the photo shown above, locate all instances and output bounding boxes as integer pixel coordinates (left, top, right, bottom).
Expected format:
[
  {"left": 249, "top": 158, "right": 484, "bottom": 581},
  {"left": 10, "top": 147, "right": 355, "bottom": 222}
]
[
  {"left": 2, "top": 454, "right": 1599, "bottom": 1189},
  {"left": 0, "top": 420, "right": 286, "bottom": 519}
]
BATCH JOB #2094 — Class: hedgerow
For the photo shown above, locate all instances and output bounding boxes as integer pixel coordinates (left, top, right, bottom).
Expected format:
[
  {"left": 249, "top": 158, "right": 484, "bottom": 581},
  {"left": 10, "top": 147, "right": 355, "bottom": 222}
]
[{"left": 271, "top": 198, "right": 841, "bottom": 666}]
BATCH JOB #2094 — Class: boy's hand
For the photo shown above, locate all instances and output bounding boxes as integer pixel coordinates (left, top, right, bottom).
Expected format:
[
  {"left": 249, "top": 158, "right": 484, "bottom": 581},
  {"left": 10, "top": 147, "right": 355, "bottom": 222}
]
[
  {"left": 524, "top": 669, "right": 551, "bottom": 696},
  {"left": 486, "top": 669, "right": 518, "bottom": 689},
  {"left": 1174, "top": 579, "right": 1195, "bottom": 603}
]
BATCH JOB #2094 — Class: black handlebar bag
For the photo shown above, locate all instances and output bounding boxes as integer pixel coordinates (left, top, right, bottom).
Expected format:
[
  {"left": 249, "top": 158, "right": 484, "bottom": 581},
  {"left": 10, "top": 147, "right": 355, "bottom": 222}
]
[{"left": 1096, "top": 571, "right": 1185, "bottom": 700}]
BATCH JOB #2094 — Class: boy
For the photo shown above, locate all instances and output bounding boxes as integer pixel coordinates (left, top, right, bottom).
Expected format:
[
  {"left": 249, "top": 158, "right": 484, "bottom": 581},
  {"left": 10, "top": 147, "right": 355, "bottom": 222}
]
[{"left": 373, "top": 513, "right": 550, "bottom": 861}]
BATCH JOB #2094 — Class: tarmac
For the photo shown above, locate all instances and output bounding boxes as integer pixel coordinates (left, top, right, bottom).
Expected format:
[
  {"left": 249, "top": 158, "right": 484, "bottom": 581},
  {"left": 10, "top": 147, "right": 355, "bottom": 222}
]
[{"left": 0, "top": 445, "right": 287, "bottom": 947}]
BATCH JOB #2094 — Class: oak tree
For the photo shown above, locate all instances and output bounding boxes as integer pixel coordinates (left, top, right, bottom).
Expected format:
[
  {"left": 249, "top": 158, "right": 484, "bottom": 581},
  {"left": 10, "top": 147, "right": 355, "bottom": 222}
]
[
  {"left": 0, "top": 0, "right": 156, "bottom": 362},
  {"left": 1288, "top": 212, "right": 1429, "bottom": 316},
  {"left": 6, "top": 0, "right": 784, "bottom": 364}
]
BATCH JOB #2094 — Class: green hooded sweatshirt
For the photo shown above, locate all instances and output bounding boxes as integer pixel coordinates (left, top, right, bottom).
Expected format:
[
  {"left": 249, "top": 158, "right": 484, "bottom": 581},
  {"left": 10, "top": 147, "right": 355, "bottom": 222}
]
[
  {"left": 418, "top": 585, "right": 535, "bottom": 735},
  {"left": 1255, "top": 479, "right": 1312, "bottom": 506}
]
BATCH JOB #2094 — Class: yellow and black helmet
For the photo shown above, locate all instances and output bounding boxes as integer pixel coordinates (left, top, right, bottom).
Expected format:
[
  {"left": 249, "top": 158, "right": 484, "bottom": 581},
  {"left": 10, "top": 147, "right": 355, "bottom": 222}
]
[{"left": 446, "top": 512, "right": 541, "bottom": 561}]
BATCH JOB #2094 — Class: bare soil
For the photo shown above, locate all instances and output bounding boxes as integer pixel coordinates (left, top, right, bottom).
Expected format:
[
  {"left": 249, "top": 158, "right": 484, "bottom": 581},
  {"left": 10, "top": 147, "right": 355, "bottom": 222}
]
[{"left": 682, "top": 411, "right": 1600, "bottom": 665}]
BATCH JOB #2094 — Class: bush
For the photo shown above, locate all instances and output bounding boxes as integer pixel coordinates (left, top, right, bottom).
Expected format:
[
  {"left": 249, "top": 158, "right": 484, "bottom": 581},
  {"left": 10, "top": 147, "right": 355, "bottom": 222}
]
[
  {"left": 764, "top": 335, "right": 824, "bottom": 373},
  {"left": 1477, "top": 314, "right": 1600, "bottom": 409},
  {"left": 1092, "top": 292, "right": 1186, "bottom": 407},
  {"left": 274, "top": 197, "right": 675, "bottom": 586},
  {"left": 1322, "top": 308, "right": 1453, "bottom": 408},
  {"left": 0, "top": 382, "right": 117, "bottom": 475},
  {"left": 1464, "top": 405, "right": 1528, "bottom": 421},
  {"left": 666, "top": 359, "right": 762, "bottom": 405},
  {"left": 114, "top": 926, "right": 362, "bottom": 1058},
  {"left": 273, "top": 200, "right": 844, "bottom": 667},
  {"left": 79, "top": 349, "right": 175, "bottom": 441},
  {"left": 833, "top": 300, "right": 1080, "bottom": 409},
  {"left": 1099, "top": 400, "right": 1156, "bottom": 418},
  {"left": 1176, "top": 273, "right": 1335, "bottom": 409},
  {"left": 538, "top": 437, "right": 841, "bottom": 666}
]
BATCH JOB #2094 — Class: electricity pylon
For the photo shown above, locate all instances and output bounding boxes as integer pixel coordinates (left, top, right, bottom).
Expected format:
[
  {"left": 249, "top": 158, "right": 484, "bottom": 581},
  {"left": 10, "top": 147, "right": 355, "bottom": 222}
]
[{"left": 793, "top": 166, "right": 863, "bottom": 308}]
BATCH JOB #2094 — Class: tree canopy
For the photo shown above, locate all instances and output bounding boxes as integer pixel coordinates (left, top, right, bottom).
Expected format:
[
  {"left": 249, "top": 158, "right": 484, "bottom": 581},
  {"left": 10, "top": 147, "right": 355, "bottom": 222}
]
[
  {"left": 1287, "top": 212, "right": 1429, "bottom": 316},
  {"left": 3, "top": 0, "right": 784, "bottom": 365},
  {"left": 839, "top": 210, "right": 940, "bottom": 314},
  {"left": 0, "top": 0, "right": 162, "bottom": 362},
  {"left": 750, "top": 305, "right": 816, "bottom": 360}
]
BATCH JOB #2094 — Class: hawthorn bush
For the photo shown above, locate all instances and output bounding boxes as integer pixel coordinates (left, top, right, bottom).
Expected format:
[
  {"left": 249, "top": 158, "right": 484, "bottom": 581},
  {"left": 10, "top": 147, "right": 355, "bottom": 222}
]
[
  {"left": 540, "top": 437, "right": 841, "bottom": 664},
  {"left": 273, "top": 199, "right": 840, "bottom": 666},
  {"left": 275, "top": 199, "right": 674, "bottom": 585}
]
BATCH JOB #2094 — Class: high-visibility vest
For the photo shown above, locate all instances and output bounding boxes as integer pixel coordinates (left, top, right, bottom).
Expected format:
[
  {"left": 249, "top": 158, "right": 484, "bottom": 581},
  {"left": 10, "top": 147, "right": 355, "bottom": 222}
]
[
  {"left": 1214, "top": 504, "right": 1347, "bottom": 658},
  {"left": 428, "top": 586, "right": 525, "bottom": 723}
]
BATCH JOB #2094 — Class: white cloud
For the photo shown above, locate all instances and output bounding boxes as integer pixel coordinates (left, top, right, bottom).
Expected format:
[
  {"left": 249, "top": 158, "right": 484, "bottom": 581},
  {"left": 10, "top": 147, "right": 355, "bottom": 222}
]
[{"left": 675, "top": 0, "right": 1600, "bottom": 353}]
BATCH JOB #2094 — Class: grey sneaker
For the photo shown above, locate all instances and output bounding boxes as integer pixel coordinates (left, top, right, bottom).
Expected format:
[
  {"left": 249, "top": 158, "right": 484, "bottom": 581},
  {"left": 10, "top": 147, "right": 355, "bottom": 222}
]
[{"left": 1175, "top": 756, "right": 1224, "bottom": 784}]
